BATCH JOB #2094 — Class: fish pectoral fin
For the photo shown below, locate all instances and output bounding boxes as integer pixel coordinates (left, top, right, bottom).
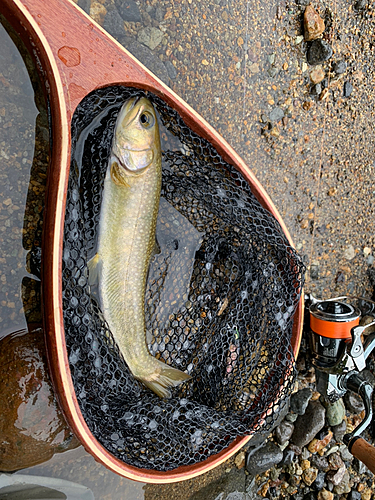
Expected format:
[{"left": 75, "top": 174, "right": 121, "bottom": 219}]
[
  {"left": 150, "top": 239, "right": 161, "bottom": 260},
  {"left": 88, "top": 253, "right": 102, "bottom": 285},
  {"left": 140, "top": 361, "right": 192, "bottom": 399}
]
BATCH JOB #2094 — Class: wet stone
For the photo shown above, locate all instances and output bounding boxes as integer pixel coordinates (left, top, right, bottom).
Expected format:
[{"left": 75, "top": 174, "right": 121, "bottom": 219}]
[
  {"left": 325, "top": 398, "right": 345, "bottom": 427},
  {"left": 115, "top": 0, "right": 141, "bottom": 22},
  {"left": 165, "top": 60, "right": 177, "bottom": 80},
  {"left": 290, "top": 388, "right": 312, "bottom": 415},
  {"left": 344, "top": 390, "right": 365, "bottom": 414},
  {"left": 304, "top": 5, "right": 325, "bottom": 41},
  {"left": 317, "top": 490, "right": 334, "bottom": 500},
  {"left": 332, "top": 419, "right": 347, "bottom": 442},
  {"left": 343, "top": 81, "right": 354, "bottom": 97},
  {"left": 328, "top": 452, "right": 344, "bottom": 470},
  {"left": 291, "top": 401, "right": 325, "bottom": 448},
  {"left": 326, "top": 464, "right": 346, "bottom": 486},
  {"left": 354, "top": 0, "right": 368, "bottom": 9},
  {"left": 246, "top": 441, "right": 283, "bottom": 476},
  {"left": 348, "top": 491, "right": 362, "bottom": 500},
  {"left": 281, "top": 448, "right": 295, "bottom": 466},
  {"left": 275, "top": 420, "right": 295, "bottom": 445},
  {"left": 137, "top": 26, "right": 164, "bottom": 50},
  {"left": 333, "top": 470, "right": 351, "bottom": 494},
  {"left": 307, "top": 40, "right": 333, "bottom": 65},
  {"left": 0, "top": 328, "right": 79, "bottom": 471},
  {"left": 332, "top": 60, "right": 347, "bottom": 74},
  {"left": 103, "top": 9, "right": 126, "bottom": 38},
  {"left": 125, "top": 41, "right": 170, "bottom": 84},
  {"left": 313, "top": 471, "right": 326, "bottom": 490}
]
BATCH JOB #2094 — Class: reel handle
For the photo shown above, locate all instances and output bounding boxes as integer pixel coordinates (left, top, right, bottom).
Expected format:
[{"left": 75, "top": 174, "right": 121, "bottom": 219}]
[{"left": 349, "top": 437, "right": 375, "bottom": 475}]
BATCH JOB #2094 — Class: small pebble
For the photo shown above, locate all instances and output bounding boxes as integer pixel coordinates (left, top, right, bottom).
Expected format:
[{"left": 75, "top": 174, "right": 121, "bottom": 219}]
[
  {"left": 307, "top": 40, "right": 333, "bottom": 65},
  {"left": 308, "top": 430, "right": 333, "bottom": 454},
  {"left": 328, "top": 452, "right": 344, "bottom": 470},
  {"left": 343, "top": 81, "right": 354, "bottom": 97},
  {"left": 333, "top": 470, "right": 351, "bottom": 495},
  {"left": 344, "top": 245, "right": 356, "bottom": 260},
  {"left": 311, "top": 454, "right": 330, "bottom": 472},
  {"left": 302, "top": 467, "right": 318, "bottom": 486},
  {"left": 310, "top": 66, "right": 325, "bottom": 84},
  {"left": 332, "top": 60, "right": 347, "bottom": 74},
  {"left": 304, "top": 5, "right": 325, "bottom": 41},
  {"left": 326, "top": 464, "right": 346, "bottom": 486},
  {"left": 269, "top": 107, "right": 285, "bottom": 123},
  {"left": 275, "top": 420, "right": 294, "bottom": 445},
  {"left": 354, "top": 0, "right": 368, "bottom": 9},
  {"left": 344, "top": 390, "right": 365, "bottom": 414},
  {"left": 325, "top": 398, "right": 346, "bottom": 427},
  {"left": 317, "top": 489, "right": 334, "bottom": 500},
  {"left": 313, "top": 471, "right": 326, "bottom": 490}
]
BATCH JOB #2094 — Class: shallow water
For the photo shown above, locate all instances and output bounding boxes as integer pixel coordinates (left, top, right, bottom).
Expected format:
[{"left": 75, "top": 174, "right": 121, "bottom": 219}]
[{"left": 0, "top": 16, "right": 145, "bottom": 500}]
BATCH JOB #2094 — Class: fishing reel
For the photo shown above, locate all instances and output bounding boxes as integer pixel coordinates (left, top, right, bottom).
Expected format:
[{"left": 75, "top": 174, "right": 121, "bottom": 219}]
[{"left": 307, "top": 295, "right": 375, "bottom": 461}]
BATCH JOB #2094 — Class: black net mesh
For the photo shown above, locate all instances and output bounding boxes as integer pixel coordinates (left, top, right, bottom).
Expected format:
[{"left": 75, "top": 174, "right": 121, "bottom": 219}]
[{"left": 62, "top": 86, "right": 305, "bottom": 471}]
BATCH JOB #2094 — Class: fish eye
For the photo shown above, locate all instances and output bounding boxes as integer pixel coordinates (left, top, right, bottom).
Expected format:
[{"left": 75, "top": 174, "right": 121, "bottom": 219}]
[{"left": 139, "top": 111, "right": 155, "bottom": 128}]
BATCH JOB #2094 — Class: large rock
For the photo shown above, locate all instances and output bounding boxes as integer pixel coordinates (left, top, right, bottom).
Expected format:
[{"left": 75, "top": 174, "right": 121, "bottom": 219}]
[
  {"left": 290, "top": 388, "right": 312, "bottom": 415},
  {"left": 290, "top": 400, "right": 325, "bottom": 448},
  {"left": 0, "top": 326, "right": 79, "bottom": 471},
  {"left": 246, "top": 441, "right": 283, "bottom": 476}
]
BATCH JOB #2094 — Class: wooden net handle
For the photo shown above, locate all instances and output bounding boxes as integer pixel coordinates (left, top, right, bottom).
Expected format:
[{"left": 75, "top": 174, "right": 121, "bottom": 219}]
[{"left": 350, "top": 437, "right": 375, "bottom": 474}]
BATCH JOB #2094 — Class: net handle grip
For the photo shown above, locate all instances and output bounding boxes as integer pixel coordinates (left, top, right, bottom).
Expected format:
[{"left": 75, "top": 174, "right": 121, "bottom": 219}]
[{"left": 349, "top": 437, "right": 375, "bottom": 474}]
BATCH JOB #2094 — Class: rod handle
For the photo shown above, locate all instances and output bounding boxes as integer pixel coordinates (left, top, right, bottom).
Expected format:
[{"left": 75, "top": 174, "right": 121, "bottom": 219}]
[{"left": 349, "top": 437, "right": 375, "bottom": 474}]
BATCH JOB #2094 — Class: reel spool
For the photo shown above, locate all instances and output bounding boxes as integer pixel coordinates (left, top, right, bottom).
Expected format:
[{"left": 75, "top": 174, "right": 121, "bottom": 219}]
[{"left": 310, "top": 300, "right": 361, "bottom": 371}]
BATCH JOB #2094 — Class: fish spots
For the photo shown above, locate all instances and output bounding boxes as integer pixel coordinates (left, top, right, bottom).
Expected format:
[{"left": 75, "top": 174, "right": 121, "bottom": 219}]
[
  {"left": 57, "top": 46, "right": 81, "bottom": 67},
  {"left": 62, "top": 32, "right": 66, "bottom": 38},
  {"left": 68, "top": 83, "right": 86, "bottom": 102}
]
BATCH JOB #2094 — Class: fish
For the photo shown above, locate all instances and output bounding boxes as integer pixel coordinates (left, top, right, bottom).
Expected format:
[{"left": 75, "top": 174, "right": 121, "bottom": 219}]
[{"left": 88, "top": 96, "right": 191, "bottom": 398}]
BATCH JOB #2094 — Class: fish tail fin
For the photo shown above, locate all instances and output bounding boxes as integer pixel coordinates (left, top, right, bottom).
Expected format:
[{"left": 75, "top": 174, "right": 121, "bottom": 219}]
[{"left": 141, "top": 361, "right": 191, "bottom": 399}]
